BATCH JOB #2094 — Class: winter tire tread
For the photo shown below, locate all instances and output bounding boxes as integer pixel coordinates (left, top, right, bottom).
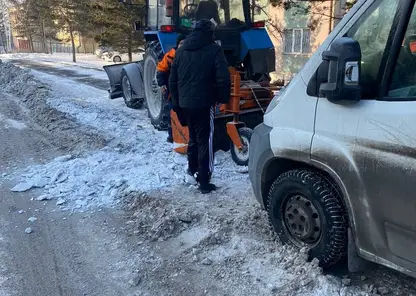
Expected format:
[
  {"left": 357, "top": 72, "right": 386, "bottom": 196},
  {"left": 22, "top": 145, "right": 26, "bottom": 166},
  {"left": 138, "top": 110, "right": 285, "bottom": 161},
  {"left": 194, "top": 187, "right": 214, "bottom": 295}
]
[{"left": 266, "top": 169, "right": 348, "bottom": 268}]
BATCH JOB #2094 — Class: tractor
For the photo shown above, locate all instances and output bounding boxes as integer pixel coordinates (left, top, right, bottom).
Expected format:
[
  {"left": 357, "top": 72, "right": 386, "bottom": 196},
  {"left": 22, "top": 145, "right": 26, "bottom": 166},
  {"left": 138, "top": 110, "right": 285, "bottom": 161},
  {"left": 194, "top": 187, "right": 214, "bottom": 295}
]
[{"left": 104, "top": 0, "right": 279, "bottom": 166}]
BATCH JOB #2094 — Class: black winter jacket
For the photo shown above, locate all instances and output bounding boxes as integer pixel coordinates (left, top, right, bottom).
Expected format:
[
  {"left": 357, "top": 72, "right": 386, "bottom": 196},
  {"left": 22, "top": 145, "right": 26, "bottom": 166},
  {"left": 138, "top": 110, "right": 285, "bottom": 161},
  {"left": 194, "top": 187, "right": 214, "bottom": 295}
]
[{"left": 169, "top": 29, "right": 230, "bottom": 109}]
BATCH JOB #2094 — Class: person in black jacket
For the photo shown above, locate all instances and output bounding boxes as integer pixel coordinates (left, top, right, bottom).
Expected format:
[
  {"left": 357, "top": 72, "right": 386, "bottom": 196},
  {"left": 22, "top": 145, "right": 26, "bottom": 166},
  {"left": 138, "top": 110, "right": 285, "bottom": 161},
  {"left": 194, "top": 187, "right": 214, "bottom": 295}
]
[{"left": 169, "top": 19, "right": 230, "bottom": 194}]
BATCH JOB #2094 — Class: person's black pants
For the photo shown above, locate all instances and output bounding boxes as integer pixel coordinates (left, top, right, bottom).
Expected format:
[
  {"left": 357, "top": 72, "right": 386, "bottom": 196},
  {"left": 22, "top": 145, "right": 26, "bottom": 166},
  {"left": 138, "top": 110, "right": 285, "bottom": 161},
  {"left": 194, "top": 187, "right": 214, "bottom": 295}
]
[{"left": 182, "top": 106, "right": 214, "bottom": 185}]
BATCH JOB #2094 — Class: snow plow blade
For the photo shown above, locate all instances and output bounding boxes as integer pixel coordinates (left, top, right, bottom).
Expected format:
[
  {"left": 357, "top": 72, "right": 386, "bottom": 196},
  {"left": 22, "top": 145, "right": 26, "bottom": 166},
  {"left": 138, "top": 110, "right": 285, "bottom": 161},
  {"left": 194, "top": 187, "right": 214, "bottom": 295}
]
[{"left": 103, "top": 62, "right": 133, "bottom": 99}]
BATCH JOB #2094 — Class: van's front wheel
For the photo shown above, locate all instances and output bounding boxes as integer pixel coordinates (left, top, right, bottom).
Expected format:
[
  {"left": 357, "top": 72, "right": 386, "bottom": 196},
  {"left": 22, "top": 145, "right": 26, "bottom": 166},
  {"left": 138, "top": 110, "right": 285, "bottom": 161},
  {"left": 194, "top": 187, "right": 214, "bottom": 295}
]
[{"left": 267, "top": 169, "right": 348, "bottom": 268}]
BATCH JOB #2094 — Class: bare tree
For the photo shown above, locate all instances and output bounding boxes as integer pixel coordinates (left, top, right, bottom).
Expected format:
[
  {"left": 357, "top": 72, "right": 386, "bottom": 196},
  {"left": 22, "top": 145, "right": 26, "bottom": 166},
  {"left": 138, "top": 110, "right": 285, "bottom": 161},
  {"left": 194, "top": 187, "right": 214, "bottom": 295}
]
[{"left": 257, "top": 0, "right": 358, "bottom": 42}]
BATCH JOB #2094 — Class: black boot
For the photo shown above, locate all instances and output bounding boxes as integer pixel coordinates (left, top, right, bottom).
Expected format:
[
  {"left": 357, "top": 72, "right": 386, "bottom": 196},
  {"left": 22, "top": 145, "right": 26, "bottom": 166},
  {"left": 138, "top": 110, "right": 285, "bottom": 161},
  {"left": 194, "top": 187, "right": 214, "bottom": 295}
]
[{"left": 198, "top": 183, "right": 217, "bottom": 194}]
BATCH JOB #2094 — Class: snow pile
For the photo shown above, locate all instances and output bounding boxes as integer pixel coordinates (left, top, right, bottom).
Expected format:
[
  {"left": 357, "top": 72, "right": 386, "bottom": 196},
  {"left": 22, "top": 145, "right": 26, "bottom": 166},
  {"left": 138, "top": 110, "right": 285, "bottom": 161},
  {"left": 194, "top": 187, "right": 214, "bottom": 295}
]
[
  {"left": 121, "top": 191, "right": 368, "bottom": 296},
  {"left": 1, "top": 62, "right": 249, "bottom": 211},
  {"left": 13, "top": 148, "right": 247, "bottom": 211},
  {"left": 0, "top": 60, "right": 107, "bottom": 152}
]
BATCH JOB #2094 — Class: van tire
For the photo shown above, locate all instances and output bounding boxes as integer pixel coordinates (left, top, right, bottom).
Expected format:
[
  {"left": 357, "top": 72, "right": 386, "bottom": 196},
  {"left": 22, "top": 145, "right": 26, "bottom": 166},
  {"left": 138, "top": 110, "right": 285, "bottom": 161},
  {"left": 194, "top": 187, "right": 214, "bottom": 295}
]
[{"left": 267, "top": 169, "right": 347, "bottom": 268}]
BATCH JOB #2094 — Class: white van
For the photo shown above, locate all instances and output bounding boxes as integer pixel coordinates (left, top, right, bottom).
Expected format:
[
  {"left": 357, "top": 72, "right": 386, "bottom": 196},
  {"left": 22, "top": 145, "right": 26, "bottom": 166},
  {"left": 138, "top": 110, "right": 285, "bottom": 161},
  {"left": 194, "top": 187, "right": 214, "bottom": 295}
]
[{"left": 249, "top": 0, "right": 416, "bottom": 278}]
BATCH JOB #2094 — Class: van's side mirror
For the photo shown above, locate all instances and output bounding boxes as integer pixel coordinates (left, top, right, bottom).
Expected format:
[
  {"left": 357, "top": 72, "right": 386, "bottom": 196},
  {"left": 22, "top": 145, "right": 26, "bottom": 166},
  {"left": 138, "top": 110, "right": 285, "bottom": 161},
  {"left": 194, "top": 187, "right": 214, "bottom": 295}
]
[
  {"left": 319, "top": 37, "right": 362, "bottom": 102},
  {"left": 307, "top": 37, "right": 361, "bottom": 101}
]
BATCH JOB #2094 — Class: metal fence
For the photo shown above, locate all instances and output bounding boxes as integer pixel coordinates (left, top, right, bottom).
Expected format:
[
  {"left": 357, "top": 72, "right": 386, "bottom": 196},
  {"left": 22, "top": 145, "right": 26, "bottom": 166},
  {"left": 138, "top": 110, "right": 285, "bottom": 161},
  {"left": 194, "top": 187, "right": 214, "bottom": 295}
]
[{"left": 15, "top": 40, "right": 95, "bottom": 54}]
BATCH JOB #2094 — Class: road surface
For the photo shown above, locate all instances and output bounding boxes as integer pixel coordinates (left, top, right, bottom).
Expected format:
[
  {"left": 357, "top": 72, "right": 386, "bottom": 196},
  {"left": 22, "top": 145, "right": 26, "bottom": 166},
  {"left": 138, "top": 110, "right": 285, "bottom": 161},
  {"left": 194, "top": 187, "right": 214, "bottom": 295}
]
[
  {"left": 0, "top": 92, "right": 137, "bottom": 296},
  {"left": 7, "top": 58, "right": 109, "bottom": 90}
]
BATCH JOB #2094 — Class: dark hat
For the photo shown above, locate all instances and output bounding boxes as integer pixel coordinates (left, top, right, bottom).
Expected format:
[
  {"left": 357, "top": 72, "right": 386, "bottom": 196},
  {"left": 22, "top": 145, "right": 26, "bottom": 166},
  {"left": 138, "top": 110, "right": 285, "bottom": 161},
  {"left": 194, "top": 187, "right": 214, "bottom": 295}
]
[
  {"left": 176, "top": 34, "right": 186, "bottom": 46},
  {"left": 194, "top": 19, "right": 214, "bottom": 32}
]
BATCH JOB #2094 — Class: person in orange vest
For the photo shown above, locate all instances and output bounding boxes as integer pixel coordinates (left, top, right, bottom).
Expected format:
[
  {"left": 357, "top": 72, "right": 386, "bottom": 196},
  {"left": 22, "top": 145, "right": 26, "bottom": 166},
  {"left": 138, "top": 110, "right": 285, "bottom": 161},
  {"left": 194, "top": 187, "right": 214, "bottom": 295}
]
[{"left": 156, "top": 34, "right": 187, "bottom": 143}]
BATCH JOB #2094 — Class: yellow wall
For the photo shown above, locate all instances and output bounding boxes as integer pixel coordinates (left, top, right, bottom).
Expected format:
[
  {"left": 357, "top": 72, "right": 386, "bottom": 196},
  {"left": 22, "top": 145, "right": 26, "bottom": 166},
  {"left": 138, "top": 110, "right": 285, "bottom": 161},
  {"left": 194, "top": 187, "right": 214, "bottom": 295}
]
[{"left": 267, "top": 1, "right": 334, "bottom": 81}]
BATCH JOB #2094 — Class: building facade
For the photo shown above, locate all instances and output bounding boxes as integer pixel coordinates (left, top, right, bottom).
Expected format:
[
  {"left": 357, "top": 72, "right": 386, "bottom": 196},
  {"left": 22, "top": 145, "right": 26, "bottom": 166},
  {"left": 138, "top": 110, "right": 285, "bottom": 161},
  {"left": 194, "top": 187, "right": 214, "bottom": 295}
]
[{"left": 268, "top": 0, "right": 348, "bottom": 82}]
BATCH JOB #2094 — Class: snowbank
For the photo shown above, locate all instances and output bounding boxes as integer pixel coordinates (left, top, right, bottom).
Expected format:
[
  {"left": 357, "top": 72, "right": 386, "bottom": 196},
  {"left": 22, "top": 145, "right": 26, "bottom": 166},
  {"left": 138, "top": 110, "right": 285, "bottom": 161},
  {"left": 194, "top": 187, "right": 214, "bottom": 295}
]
[{"left": 2, "top": 62, "right": 250, "bottom": 212}]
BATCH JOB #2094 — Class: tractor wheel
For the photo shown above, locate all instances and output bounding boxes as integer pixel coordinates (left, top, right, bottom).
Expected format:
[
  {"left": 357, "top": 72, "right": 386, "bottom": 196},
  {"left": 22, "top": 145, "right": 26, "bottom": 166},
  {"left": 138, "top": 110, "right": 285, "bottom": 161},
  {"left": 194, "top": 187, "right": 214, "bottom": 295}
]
[
  {"left": 121, "top": 70, "right": 143, "bottom": 109},
  {"left": 230, "top": 127, "right": 252, "bottom": 166},
  {"left": 143, "top": 42, "right": 170, "bottom": 131},
  {"left": 267, "top": 169, "right": 348, "bottom": 268}
]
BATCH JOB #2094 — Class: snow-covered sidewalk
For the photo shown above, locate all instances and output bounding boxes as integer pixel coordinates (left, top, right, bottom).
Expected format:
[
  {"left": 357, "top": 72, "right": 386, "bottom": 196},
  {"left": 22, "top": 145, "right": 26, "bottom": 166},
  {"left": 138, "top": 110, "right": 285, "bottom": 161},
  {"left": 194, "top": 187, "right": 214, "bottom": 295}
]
[
  {"left": 1, "top": 53, "right": 109, "bottom": 70},
  {"left": 0, "top": 53, "right": 111, "bottom": 82}
]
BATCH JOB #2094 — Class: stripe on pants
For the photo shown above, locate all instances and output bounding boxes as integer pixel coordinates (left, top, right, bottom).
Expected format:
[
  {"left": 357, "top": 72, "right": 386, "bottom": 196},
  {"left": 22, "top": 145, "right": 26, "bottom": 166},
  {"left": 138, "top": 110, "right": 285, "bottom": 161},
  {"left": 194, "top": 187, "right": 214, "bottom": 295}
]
[{"left": 209, "top": 106, "right": 215, "bottom": 173}]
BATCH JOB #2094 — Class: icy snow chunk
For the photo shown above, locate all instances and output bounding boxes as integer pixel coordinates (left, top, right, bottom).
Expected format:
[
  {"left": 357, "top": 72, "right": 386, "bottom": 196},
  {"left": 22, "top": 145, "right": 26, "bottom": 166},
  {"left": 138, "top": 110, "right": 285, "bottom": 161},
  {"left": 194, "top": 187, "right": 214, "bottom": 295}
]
[
  {"left": 75, "top": 200, "right": 88, "bottom": 207},
  {"left": 128, "top": 275, "right": 142, "bottom": 287},
  {"left": 4, "top": 119, "right": 27, "bottom": 130},
  {"left": 18, "top": 210, "right": 24, "bottom": 214},
  {"left": 11, "top": 182, "right": 33, "bottom": 192},
  {"left": 173, "top": 154, "right": 187, "bottom": 165},
  {"left": 25, "top": 227, "right": 33, "bottom": 234},
  {"left": 56, "top": 198, "right": 66, "bottom": 205},
  {"left": 33, "top": 176, "right": 48, "bottom": 188},
  {"left": 50, "top": 169, "right": 64, "bottom": 184},
  {"left": 56, "top": 173, "right": 68, "bottom": 184},
  {"left": 28, "top": 217, "right": 37, "bottom": 223},
  {"left": 54, "top": 155, "right": 72, "bottom": 162},
  {"left": 35, "top": 195, "right": 52, "bottom": 201},
  {"left": 201, "top": 258, "right": 213, "bottom": 265},
  {"left": 113, "top": 179, "right": 125, "bottom": 188},
  {"left": 1, "top": 173, "right": 7, "bottom": 178}
]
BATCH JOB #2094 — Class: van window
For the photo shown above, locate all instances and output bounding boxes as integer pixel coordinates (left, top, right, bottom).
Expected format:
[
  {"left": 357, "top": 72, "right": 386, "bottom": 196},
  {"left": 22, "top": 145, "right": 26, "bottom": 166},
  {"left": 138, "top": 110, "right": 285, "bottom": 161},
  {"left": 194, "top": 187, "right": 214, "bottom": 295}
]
[
  {"left": 389, "top": 5, "right": 416, "bottom": 98},
  {"left": 346, "top": 0, "right": 399, "bottom": 98}
]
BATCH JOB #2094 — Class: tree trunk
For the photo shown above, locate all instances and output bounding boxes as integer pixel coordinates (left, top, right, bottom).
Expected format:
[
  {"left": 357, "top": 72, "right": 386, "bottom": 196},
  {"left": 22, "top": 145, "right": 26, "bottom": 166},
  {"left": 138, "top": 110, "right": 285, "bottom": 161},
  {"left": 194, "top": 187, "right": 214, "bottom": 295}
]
[
  {"left": 328, "top": 0, "right": 334, "bottom": 34},
  {"left": 83, "top": 37, "right": 87, "bottom": 54},
  {"left": 41, "top": 19, "right": 47, "bottom": 53},
  {"left": 29, "top": 35, "right": 34, "bottom": 53},
  {"left": 77, "top": 34, "right": 82, "bottom": 55},
  {"left": 128, "top": 33, "right": 133, "bottom": 62},
  {"left": 69, "top": 26, "right": 76, "bottom": 62}
]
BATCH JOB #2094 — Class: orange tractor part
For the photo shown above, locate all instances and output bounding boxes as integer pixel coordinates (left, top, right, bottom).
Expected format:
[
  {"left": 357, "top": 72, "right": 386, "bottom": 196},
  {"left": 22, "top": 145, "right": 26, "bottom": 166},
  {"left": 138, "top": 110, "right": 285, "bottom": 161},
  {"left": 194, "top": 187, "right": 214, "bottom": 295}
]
[{"left": 171, "top": 67, "right": 280, "bottom": 165}]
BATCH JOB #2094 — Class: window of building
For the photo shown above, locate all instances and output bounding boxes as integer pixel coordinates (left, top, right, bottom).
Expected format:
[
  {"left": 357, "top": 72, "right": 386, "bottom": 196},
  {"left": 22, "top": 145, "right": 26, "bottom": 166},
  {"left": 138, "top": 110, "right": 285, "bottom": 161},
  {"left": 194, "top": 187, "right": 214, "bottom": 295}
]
[{"left": 284, "top": 28, "right": 311, "bottom": 54}]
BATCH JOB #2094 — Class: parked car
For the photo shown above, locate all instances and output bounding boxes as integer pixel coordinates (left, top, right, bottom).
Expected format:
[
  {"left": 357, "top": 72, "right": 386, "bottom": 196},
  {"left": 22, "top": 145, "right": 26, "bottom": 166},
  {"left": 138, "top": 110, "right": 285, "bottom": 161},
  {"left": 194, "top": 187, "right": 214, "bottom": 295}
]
[
  {"left": 102, "top": 51, "right": 113, "bottom": 60},
  {"left": 249, "top": 0, "right": 416, "bottom": 279},
  {"left": 105, "top": 51, "right": 144, "bottom": 63},
  {"left": 95, "top": 47, "right": 110, "bottom": 59}
]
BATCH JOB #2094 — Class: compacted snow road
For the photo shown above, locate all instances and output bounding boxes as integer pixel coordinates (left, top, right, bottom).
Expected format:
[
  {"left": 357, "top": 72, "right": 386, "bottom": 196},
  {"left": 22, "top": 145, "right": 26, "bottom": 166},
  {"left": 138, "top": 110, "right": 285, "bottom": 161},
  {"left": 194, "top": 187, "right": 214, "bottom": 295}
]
[
  {"left": 0, "top": 91, "right": 138, "bottom": 296},
  {"left": 1, "top": 54, "right": 416, "bottom": 296}
]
